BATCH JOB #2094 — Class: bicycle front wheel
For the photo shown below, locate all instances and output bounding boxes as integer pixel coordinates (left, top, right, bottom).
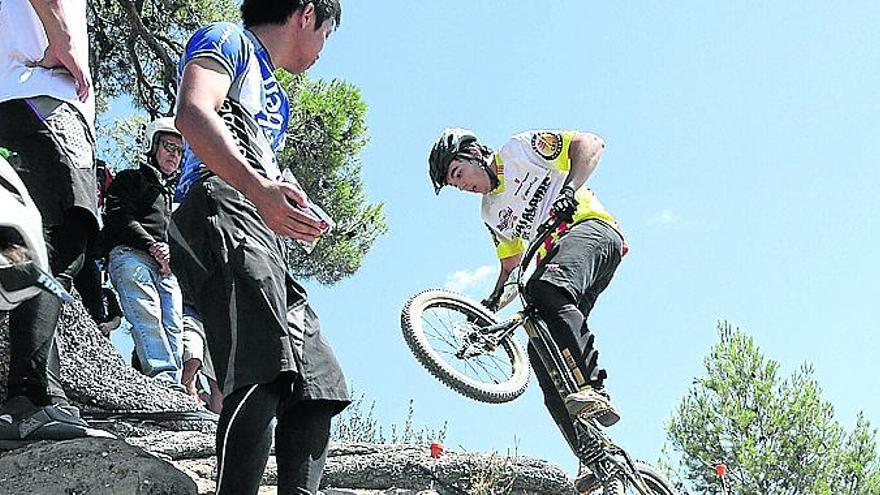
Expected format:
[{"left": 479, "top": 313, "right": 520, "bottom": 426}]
[{"left": 400, "top": 289, "right": 530, "bottom": 403}]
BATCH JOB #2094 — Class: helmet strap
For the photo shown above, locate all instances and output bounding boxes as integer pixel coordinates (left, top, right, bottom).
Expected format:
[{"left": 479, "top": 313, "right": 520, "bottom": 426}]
[{"left": 479, "top": 158, "right": 499, "bottom": 191}]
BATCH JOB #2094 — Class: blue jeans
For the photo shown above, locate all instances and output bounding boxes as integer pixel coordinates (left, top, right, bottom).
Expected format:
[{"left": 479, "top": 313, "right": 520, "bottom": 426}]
[{"left": 108, "top": 246, "right": 183, "bottom": 384}]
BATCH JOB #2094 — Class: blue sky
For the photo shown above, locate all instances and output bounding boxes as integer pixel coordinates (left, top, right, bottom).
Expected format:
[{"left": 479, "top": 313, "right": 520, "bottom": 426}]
[{"left": 109, "top": 0, "right": 880, "bottom": 477}]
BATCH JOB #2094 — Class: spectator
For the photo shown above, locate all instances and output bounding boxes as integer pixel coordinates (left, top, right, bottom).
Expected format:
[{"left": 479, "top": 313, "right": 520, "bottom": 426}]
[
  {"left": 74, "top": 159, "right": 117, "bottom": 328},
  {"left": 104, "top": 117, "right": 185, "bottom": 387},
  {"left": 171, "top": 1, "right": 349, "bottom": 492},
  {"left": 0, "top": 0, "right": 114, "bottom": 443}
]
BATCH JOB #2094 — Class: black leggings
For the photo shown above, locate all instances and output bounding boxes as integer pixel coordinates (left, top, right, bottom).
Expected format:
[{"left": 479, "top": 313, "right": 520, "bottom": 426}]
[
  {"left": 6, "top": 209, "right": 91, "bottom": 405},
  {"left": 527, "top": 280, "right": 611, "bottom": 456},
  {"left": 215, "top": 374, "right": 335, "bottom": 495},
  {"left": 529, "top": 280, "right": 606, "bottom": 390},
  {"left": 72, "top": 235, "right": 104, "bottom": 322}
]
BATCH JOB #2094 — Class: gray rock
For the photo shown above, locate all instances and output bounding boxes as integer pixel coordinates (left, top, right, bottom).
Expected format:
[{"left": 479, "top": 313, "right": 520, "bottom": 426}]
[
  {"left": 0, "top": 437, "right": 198, "bottom": 495},
  {"left": 126, "top": 431, "right": 216, "bottom": 460},
  {"left": 172, "top": 443, "right": 575, "bottom": 495},
  {"left": 321, "top": 491, "right": 439, "bottom": 495},
  {"left": 320, "top": 443, "right": 575, "bottom": 495},
  {"left": 2, "top": 303, "right": 578, "bottom": 495},
  {"left": 1, "top": 297, "right": 200, "bottom": 414}
]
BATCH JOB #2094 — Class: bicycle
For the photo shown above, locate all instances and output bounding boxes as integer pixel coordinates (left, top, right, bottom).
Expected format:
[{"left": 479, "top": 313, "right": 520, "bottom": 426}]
[{"left": 400, "top": 216, "right": 677, "bottom": 494}]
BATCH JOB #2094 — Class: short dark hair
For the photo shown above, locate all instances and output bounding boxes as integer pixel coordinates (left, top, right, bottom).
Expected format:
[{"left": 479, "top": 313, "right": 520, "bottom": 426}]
[{"left": 241, "top": 0, "right": 341, "bottom": 30}]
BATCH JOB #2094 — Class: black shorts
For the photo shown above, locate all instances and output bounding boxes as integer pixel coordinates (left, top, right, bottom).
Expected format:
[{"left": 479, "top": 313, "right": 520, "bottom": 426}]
[
  {"left": 169, "top": 176, "right": 349, "bottom": 412},
  {"left": 529, "top": 219, "right": 623, "bottom": 313},
  {"left": 0, "top": 97, "right": 99, "bottom": 231}
]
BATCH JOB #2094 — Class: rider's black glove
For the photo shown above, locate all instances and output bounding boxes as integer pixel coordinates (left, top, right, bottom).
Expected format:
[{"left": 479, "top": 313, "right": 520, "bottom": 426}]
[
  {"left": 551, "top": 185, "right": 578, "bottom": 223},
  {"left": 481, "top": 289, "right": 502, "bottom": 313}
]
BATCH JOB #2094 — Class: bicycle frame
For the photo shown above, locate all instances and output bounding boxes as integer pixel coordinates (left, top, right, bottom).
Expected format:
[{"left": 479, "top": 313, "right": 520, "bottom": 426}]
[{"left": 471, "top": 216, "right": 655, "bottom": 494}]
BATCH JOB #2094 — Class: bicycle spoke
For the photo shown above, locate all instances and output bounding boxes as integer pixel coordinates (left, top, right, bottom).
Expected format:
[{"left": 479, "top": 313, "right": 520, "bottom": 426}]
[
  {"left": 421, "top": 302, "right": 513, "bottom": 384},
  {"left": 461, "top": 350, "right": 509, "bottom": 383},
  {"left": 424, "top": 314, "right": 465, "bottom": 351},
  {"left": 484, "top": 352, "right": 512, "bottom": 376},
  {"left": 461, "top": 357, "right": 492, "bottom": 382},
  {"left": 423, "top": 322, "right": 460, "bottom": 350}
]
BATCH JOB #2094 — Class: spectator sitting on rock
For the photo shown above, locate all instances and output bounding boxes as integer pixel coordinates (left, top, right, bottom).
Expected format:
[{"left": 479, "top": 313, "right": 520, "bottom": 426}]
[{"left": 104, "top": 117, "right": 185, "bottom": 389}]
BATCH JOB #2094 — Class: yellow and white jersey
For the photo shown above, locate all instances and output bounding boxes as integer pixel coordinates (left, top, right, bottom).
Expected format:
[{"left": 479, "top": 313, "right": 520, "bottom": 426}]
[{"left": 481, "top": 130, "right": 623, "bottom": 260}]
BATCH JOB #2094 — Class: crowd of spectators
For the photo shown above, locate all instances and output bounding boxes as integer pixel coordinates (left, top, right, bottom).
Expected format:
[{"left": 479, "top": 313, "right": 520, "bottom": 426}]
[{"left": 2, "top": 2, "right": 345, "bottom": 492}]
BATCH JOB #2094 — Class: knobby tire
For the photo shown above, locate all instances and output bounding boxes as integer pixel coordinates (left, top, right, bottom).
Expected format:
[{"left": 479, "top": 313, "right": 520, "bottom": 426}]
[{"left": 400, "top": 289, "right": 530, "bottom": 403}]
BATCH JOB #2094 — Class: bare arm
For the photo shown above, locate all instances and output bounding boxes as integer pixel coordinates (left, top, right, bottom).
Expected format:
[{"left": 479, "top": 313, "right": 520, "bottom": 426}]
[
  {"left": 493, "top": 254, "right": 522, "bottom": 293},
  {"left": 28, "top": 0, "right": 90, "bottom": 102},
  {"left": 563, "top": 132, "right": 606, "bottom": 190},
  {"left": 175, "top": 59, "right": 323, "bottom": 241},
  {"left": 483, "top": 253, "right": 522, "bottom": 310}
]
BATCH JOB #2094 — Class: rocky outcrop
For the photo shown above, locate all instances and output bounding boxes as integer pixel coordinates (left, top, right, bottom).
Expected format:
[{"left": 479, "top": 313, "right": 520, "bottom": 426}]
[
  {"left": 0, "top": 438, "right": 198, "bottom": 495},
  {"left": 128, "top": 432, "right": 575, "bottom": 495},
  {"left": 0, "top": 433, "right": 575, "bottom": 495},
  {"left": 1, "top": 300, "right": 578, "bottom": 494},
  {"left": 1, "top": 300, "right": 199, "bottom": 414}
]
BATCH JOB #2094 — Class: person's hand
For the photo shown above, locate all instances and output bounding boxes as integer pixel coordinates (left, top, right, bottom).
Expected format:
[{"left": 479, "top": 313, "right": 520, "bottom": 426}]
[
  {"left": 481, "top": 289, "right": 503, "bottom": 313},
  {"left": 551, "top": 185, "right": 577, "bottom": 222},
  {"left": 35, "top": 36, "right": 91, "bottom": 102},
  {"left": 249, "top": 178, "right": 327, "bottom": 241},
  {"left": 148, "top": 242, "right": 170, "bottom": 263},
  {"left": 149, "top": 242, "right": 172, "bottom": 274}
]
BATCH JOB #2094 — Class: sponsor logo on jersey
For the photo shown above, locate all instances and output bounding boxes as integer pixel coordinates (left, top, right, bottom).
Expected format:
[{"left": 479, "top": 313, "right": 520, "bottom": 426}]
[
  {"left": 514, "top": 172, "right": 531, "bottom": 196},
  {"left": 257, "top": 77, "right": 286, "bottom": 132},
  {"left": 497, "top": 206, "right": 516, "bottom": 232},
  {"left": 530, "top": 132, "right": 563, "bottom": 160},
  {"left": 522, "top": 175, "right": 539, "bottom": 199},
  {"left": 513, "top": 176, "right": 551, "bottom": 239}
]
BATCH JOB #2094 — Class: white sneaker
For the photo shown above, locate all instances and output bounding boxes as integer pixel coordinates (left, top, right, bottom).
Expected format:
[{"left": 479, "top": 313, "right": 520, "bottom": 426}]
[{"left": 564, "top": 387, "right": 620, "bottom": 427}]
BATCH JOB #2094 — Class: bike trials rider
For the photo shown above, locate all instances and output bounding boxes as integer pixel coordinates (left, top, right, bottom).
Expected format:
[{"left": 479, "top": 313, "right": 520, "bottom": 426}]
[
  {"left": 170, "top": 1, "right": 348, "bottom": 493},
  {"left": 428, "top": 127, "right": 628, "bottom": 448}
]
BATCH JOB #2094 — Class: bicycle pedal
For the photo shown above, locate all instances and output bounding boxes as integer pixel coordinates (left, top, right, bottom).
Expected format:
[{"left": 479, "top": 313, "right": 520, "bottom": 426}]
[{"left": 595, "top": 408, "right": 620, "bottom": 427}]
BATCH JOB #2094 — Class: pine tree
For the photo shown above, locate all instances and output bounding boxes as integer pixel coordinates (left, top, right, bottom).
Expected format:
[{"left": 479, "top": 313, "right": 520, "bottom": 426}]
[{"left": 664, "top": 321, "right": 880, "bottom": 494}]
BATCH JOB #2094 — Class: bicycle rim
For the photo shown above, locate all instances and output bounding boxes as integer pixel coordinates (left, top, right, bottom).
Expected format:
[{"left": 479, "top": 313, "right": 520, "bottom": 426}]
[{"left": 401, "top": 289, "right": 530, "bottom": 403}]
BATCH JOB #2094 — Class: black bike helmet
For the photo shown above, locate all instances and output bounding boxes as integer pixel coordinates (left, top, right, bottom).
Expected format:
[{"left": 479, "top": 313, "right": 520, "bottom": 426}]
[{"left": 428, "top": 128, "right": 478, "bottom": 194}]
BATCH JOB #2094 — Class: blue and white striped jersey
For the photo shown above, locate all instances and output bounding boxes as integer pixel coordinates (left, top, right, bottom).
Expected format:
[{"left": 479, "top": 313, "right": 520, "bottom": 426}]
[{"left": 174, "top": 22, "right": 290, "bottom": 201}]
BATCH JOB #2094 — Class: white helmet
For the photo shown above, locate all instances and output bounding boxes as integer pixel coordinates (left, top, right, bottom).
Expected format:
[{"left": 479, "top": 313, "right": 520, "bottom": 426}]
[
  {"left": 142, "top": 117, "right": 182, "bottom": 155},
  {"left": 0, "top": 153, "right": 72, "bottom": 310}
]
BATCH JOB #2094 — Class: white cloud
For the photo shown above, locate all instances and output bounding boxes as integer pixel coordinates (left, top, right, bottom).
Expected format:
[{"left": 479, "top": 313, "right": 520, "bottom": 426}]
[
  {"left": 443, "top": 265, "right": 495, "bottom": 294},
  {"left": 647, "top": 209, "right": 683, "bottom": 227}
]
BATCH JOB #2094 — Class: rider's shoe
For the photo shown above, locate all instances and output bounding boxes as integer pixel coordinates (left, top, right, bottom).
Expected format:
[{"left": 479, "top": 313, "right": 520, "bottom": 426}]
[
  {"left": 564, "top": 386, "right": 620, "bottom": 427},
  {"left": 0, "top": 396, "right": 116, "bottom": 449}
]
